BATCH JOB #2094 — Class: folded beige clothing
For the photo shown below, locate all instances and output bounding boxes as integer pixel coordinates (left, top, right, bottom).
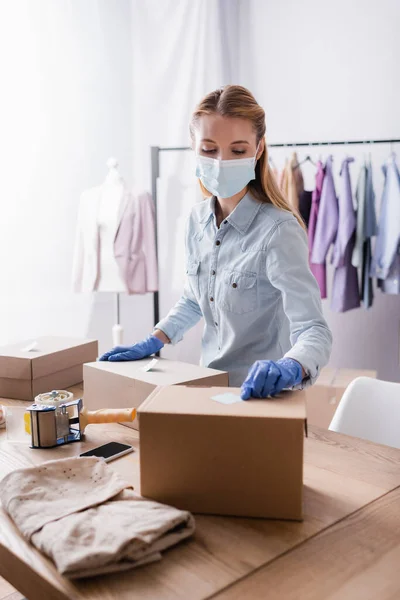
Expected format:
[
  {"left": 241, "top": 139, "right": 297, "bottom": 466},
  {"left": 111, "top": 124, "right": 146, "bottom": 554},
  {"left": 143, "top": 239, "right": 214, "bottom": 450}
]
[{"left": 1, "top": 456, "right": 195, "bottom": 578}]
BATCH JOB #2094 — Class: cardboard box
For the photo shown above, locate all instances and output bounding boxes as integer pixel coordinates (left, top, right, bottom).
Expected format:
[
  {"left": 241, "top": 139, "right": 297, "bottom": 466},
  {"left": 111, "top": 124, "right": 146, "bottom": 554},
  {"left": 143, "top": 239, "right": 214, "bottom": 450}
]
[
  {"left": 138, "top": 385, "right": 306, "bottom": 520},
  {"left": 0, "top": 337, "right": 98, "bottom": 401},
  {"left": 306, "top": 367, "right": 377, "bottom": 429},
  {"left": 83, "top": 358, "right": 229, "bottom": 430}
]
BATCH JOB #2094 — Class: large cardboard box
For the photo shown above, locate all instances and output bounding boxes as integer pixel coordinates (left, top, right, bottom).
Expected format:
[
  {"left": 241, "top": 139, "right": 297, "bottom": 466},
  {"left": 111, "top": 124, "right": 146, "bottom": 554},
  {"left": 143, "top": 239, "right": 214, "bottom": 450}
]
[
  {"left": 138, "top": 385, "right": 306, "bottom": 520},
  {"left": 306, "top": 367, "right": 377, "bottom": 429},
  {"left": 83, "top": 358, "right": 229, "bottom": 430},
  {"left": 0, "top": 337, "right": 98, "bottom": 401}
]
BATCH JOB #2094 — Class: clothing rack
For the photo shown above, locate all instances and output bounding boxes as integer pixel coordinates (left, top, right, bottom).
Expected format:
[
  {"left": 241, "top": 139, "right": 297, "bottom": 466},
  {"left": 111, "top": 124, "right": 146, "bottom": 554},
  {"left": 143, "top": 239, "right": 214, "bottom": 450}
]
[{"left": 150, "top": 137, "right": 400, "bottom": 327}]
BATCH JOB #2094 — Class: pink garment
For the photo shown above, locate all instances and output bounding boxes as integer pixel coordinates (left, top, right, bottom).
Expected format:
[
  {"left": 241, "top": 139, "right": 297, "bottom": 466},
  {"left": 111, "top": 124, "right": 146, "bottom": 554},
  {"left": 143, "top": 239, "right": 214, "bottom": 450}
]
[
  {"left": 308, "top": 161, "right": 327, "bottom": 298},
  {"left": 72, "top": 189, "right": 158, "bottom": 294},
  {"left": 115, "top": 192, "right": 158, "bottom": 294}
]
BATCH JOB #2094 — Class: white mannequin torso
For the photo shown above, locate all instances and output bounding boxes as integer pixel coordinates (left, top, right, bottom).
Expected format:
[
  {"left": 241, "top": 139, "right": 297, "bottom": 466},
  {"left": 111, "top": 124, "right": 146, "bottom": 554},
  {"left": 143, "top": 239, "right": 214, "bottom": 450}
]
[{"left": 95, "top": 171, "right": 126, "bottom": 292}]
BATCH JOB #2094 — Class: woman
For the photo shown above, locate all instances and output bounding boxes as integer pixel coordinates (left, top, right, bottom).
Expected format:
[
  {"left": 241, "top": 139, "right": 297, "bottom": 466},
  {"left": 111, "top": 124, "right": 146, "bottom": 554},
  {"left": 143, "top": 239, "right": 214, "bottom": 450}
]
[{"left": 100, "top": 85, "right": 332, "bottom": 399}]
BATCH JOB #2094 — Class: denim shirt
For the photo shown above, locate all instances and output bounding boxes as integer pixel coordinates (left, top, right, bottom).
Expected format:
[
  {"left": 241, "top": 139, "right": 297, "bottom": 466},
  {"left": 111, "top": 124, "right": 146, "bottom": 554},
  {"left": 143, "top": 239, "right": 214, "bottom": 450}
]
[{"left": 156, "top": 192, "right": 332, "bottom": 387}]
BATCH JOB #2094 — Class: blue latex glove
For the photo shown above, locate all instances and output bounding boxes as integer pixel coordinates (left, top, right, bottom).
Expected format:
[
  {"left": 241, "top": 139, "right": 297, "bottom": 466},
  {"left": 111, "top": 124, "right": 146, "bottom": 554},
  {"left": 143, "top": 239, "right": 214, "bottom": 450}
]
[
  {"left": 99, "top": 335, "right": 164, "bottom": 362},
  {"left": 240, "top": 358, "right": 303, "bottom": 400}
]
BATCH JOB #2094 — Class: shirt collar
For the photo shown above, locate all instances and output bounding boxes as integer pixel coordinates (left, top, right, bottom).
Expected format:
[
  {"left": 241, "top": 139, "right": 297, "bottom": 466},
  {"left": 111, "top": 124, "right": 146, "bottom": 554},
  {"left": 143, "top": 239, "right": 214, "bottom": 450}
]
[{"left": 198, "top": 192, "right": 262, "bottom": 235}]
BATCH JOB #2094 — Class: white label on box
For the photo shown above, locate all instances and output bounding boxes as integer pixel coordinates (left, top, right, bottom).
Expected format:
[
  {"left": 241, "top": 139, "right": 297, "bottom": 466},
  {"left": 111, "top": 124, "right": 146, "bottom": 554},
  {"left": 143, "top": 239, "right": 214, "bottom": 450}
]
[
  {"left": 141, "top": 358, "right": 159, "bottom": 372},
  {"left": 211, "top": 392, "right": 243, "bottom": 405},
  {"left": 21, "top": 341, "right": 38, "bottom": 352}
]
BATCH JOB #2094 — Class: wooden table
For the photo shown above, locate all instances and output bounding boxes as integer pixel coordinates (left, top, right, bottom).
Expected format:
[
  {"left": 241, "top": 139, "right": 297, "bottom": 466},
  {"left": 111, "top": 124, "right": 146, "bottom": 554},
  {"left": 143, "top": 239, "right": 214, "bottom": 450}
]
[{"left": 1, "top": 388, "right": 400, "bottom": 600}]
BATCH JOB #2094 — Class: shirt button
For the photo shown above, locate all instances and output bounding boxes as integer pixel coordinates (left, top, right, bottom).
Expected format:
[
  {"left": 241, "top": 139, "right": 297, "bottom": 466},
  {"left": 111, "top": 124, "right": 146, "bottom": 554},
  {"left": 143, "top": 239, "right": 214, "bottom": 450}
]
[
  {"left": 232, "top": 282, "right": 237, "bottom": 288},
  {"left": 215, "top": 322, "right": 218, "bottom": 326},
  {"left": 224, "top": 220, "right": 227, "bottom": 224},
  {"left": 215, "top": 240, "right": 221, "bottom": 246},
  {"left": 211, "top": 270, "right": 216, "bottom": 275},
  {"left": 210, "top": 297, "right": 214, "bottom": 302}
]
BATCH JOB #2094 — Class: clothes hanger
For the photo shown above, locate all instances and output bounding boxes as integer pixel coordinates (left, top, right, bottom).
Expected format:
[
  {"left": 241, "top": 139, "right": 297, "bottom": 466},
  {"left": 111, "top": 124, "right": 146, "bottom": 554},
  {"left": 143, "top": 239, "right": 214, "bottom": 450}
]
[
  {"left": 367, "top": 140, "right": 374, "bottom": 165},
  {"left": 294, "top": 154, "right": 317, "bottom": 170},
  {"left": 283, "top": 144, "right": 289, "bottom": 165},
  {"left": 362, "top": 141, "right": 369, "bottom": 164},
  {"left": 317, "top": 141, "right": 323, "bottom": 162},
  {"left": 389, "top": 140, "right": 397, "bottom": 161}
]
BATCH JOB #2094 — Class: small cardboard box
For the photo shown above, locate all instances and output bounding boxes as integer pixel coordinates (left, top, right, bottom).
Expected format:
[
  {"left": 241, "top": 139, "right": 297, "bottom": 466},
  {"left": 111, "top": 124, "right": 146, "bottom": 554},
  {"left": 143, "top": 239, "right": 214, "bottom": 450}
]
[
  {"left": 306, "top": 367, "right": 377, "bottom": 429},
  {"left": 0, "top": 337, "right": 98, "bottom": 401},
  {"left": 83, "top": 358, "right": 229, "bottom": 430},
  {"left": 138, "top": 385, "right": 306, "bottom": 520}
]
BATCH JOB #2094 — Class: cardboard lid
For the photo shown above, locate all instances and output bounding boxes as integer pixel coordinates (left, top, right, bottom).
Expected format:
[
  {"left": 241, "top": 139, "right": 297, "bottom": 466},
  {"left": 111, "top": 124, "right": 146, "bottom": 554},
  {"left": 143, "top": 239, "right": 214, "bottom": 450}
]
[
  {"left": 0, "top": 337, "right": 98, "bottom": 380},
  {"left": 316, "top": 367, "right": 377, "bottom": 389},
  {"left": 85, "top": 358, "right": 227, "bottom": 386},
  {"left": 139, "top": 385, "right": 307, "bottom": 420},
  {"left": 333, "top": 368, "right": 377, "bottom": 388},
  {"left": 315, "top": 367, "right": 337, "bottom": 387}
]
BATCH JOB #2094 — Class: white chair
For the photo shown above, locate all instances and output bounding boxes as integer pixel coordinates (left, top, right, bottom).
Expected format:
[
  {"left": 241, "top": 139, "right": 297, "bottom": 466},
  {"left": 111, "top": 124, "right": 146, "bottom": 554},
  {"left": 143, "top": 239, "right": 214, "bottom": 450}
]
[{"left": 329, "top": 377, "right": 400, "bottom": 449}]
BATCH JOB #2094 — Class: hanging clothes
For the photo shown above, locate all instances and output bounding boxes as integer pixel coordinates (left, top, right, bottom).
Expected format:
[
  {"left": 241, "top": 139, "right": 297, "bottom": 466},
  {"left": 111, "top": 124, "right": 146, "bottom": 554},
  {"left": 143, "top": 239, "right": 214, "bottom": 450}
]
[
  {"left": 298, "top": 190, "right": 312, "bottom": 227},
  {"left": 308, "top": 161, "right": 327, "bottom": 298},
  {"left": 280, "top": 152, "right": 304, "bottom": 213},
  {"left": 330, "top": 158, "right": 360, "bottom": 312},
  {"left": 311, "top": 156, "right": 339, "bottom": 285},
  {"left": 371, "top": 154, "right": 400, "bottom": 294},
  {"left": 352, "top": 162, "right": 377, "bottom": 308}
]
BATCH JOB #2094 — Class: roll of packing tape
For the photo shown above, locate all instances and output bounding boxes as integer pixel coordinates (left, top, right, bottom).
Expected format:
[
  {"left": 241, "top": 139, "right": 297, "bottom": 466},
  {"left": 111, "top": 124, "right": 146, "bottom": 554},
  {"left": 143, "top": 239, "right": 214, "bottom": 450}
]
[
  {"left": 34, "top": 390, "right": 74, "bottom": 408},
  {"left": 25, "top": 390, "right": 75, "bottom": 436}
]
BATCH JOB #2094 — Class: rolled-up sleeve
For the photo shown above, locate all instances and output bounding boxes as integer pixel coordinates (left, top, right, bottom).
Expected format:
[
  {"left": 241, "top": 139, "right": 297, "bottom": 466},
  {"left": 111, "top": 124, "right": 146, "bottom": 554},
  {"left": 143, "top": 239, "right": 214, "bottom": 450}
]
[
  {"left": 155, "top": 282, "right": 203, "bottom": 345},
  {"left": 266, "top": 219, "right": 332, "bottom": 387}
]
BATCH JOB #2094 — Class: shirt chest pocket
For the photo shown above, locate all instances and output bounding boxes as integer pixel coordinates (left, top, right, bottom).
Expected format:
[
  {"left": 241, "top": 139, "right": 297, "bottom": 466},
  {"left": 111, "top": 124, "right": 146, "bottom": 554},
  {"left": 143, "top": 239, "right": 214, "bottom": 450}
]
[
  {"left": 220, "top": 269, "right": 257, "bottom": 314},
  {"left": 186, "top": 259, "right": 200, "bottom": 298}
]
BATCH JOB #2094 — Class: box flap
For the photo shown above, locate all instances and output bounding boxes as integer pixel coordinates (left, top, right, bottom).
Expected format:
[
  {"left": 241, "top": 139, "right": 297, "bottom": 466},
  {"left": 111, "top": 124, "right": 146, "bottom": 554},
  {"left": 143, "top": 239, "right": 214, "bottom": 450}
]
[
  {"left": 138, "top": 385, "right": 306, "bottom": 420},
  {"left": 85, "top": 358, "right": 228, "bottom": 386},
  {"left": 0, "top": 337, "right": 98, "bottom": 380},
  {"left": 315, "top": 367, "right": 337, "bottom": 387}
]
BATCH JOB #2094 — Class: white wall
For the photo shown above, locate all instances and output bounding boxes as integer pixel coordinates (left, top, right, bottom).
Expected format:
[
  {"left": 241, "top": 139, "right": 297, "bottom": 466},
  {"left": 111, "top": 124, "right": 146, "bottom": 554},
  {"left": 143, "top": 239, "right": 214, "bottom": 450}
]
[
  {"left": 0, "top": 0, "right": 152, "bottom": 355},
  {"left": 241, "top": 0, "right": 400, "bottom": 382}
]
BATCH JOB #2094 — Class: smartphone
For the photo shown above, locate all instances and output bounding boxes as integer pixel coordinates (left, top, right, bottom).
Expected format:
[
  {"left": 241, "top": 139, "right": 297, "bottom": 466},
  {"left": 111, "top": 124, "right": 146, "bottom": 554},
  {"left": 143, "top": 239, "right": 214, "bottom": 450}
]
[{"left": 80, "top": 441, "right": 134, "bottom": 463}]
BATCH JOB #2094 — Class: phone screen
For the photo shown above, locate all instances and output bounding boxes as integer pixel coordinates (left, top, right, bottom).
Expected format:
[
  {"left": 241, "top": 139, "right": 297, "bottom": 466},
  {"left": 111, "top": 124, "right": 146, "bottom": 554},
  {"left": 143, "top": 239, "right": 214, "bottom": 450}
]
[{"left": 80, "top": 441, "right": 134, "bottom": 462}]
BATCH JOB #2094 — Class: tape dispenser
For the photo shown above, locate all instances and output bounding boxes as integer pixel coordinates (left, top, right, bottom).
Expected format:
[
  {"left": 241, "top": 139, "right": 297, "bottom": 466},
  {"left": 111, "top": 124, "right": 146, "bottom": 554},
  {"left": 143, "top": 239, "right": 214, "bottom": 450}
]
[{"left": 25, "top": 390, "right": 136, "bottom": 449}]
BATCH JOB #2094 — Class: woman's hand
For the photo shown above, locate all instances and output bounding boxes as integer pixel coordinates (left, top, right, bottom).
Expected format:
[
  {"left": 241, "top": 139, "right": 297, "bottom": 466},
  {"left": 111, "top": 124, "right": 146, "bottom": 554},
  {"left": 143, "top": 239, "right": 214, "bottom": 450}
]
[
  {"left": 99, "top": 334, "right": 165, "bottom": 362},
  {"left": 240, "top": 358, "right": 303, "bottom": 400}
]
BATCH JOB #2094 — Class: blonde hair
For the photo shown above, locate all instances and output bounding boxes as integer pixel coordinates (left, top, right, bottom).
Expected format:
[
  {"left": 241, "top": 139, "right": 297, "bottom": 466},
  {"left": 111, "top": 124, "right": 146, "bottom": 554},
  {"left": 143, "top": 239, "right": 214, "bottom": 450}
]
[{"left": 189, "top": 85, "right": 305, "bottom": 228}]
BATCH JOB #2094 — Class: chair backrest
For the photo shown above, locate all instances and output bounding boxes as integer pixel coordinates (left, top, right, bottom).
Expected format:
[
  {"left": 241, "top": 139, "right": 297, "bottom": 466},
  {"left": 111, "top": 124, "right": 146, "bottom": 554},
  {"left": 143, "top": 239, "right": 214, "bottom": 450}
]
[{"left": 329, "top": 377, "right": 400, "bottom": 449}]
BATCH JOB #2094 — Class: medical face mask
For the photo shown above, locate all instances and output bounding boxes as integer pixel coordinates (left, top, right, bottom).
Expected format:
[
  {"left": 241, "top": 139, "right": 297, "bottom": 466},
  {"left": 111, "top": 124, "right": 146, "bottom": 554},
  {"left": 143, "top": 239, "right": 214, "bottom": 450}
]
[{"left": 195, "top": 145, "right": 259, "bottom": 198}]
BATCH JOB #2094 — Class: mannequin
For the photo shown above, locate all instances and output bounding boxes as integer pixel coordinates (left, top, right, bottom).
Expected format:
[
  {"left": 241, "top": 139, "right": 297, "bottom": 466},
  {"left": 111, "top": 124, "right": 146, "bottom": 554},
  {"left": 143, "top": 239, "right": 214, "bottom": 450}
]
[
  {"left": 72, "top": 157, "right": 158, "bottom": 346},
  {"left": 95, "top": 158, "right": 126, "bottom": 293}
]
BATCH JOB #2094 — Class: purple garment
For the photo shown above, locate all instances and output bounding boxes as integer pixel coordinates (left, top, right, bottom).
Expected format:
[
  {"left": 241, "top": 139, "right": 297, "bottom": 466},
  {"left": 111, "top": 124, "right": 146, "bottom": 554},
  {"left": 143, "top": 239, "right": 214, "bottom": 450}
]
[
  {"left": 311, "top": 157, "right": 340, "bottom": 297},
  {"left": 331, "top": 158, "right": 360, "bottom": 312}
]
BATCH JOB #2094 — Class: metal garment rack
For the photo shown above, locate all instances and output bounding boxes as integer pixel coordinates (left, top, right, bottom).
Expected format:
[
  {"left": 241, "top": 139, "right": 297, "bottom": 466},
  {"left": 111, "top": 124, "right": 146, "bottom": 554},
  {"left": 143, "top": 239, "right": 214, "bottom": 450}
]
[{"left": 150, "top": 137, "right": 400, "bottom": 328}]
